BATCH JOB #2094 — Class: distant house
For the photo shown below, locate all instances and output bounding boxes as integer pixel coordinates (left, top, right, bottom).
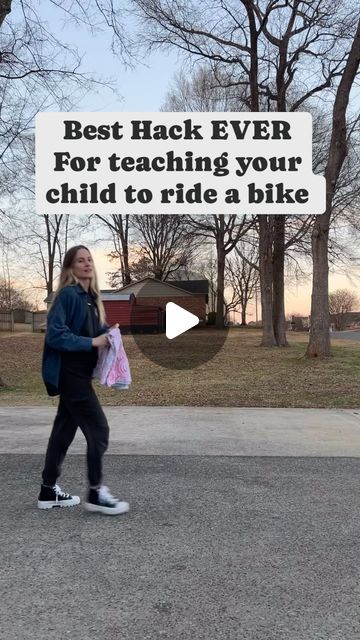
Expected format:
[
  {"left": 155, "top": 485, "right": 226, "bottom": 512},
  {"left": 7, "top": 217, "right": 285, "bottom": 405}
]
[
  {"left": 330, "top": 310, "right": 360, "bottom": 331},
  {"left": 44, "top": 278, "right": 209, "bottom": 332},
  {"left": 12, "top": 308, "right": 33, "bottom": 324},
  {"left": 104, "top": 278, "right": 209, "bottom": 326},
  {"left": 290, "top": 315, "right": 310, "bottom": 331}
]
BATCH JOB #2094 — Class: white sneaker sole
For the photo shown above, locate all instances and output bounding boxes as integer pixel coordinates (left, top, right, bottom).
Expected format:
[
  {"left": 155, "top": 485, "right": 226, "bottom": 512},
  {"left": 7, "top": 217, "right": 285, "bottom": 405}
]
[
  {"left": 84, "top": 501, "right": 130, "bottom": 516},
  {"left": 38, "top": 496, "right": 81, "bottom": 509}
]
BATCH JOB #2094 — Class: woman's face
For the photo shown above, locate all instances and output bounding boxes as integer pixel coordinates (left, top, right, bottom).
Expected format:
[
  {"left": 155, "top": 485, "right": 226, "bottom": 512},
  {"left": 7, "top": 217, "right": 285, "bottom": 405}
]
[{"left": 72, "top": 248, "right": 94, "bottom": 280}]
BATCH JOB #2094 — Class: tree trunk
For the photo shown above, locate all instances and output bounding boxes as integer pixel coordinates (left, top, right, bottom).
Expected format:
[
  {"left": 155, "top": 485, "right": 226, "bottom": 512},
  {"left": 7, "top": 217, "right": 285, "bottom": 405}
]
[
  {"left": 0, "top": 0, "right": 11, "bottom": 29},
  {"left": 216, "top": 243, "right": 226, "bottom": 329},
  {"left": 306, "top": 19, "right": 360, "bottom": 358},
  {"left": 122, "top": 244, "right": 131, "bottom": 285},
  {"left": 306, "top": 214, "right": 330, "bottom": 357},
  {"left": 259, "top": 216, "right": 276, "bottom": 346},
  {"left": 47, "top": 261, "right": 53, "bottom": 297},
  {"left": 272, "top": 215, "right": 288, "bottom": 346},
  {"left": 241, "top": 306, "right": 247, "bottom": 326},
  {"left": 120, "top": 215, "right": 131, "bottom": 285}
]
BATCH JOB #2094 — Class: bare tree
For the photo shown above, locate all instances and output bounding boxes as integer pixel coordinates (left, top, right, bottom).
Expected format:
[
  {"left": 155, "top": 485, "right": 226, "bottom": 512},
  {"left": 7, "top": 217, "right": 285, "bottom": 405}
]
[
  {"left": 0, "top": 0, "right": 131, "bottom": 303},
  {"left": 133, "top": 1, "right": 357, "bottom": 111},
  {"left": 161, "top": 65, "right": 254, "bottom": 328},
  {"left": 161, "top": 66, "right": 247, "bottom": 112},
  {"left": 131, "top": 215, "right": 196, "bottom": 281},
  {"left": 307, "top": 19, "right": 360, "bottom": 357},
  {"left": 97, "top": 215, "right": 132, "bottom": 286},
  {"left": 187, "top": 215, "right": 254, "bottom": 329},
  {"left": 0, "top": 0, "right": 131, "bottom": 387},
  {"left": 32, "top": 215, "right": 65, "bottom": 296},
  {"left": 4, "top": 131, "right": 77, "bottom": 296},
  {"left": 132, "top": 0, "right": 360, "bottom": 348},
  {"left": 5, "top": 208, "right": 77, "bottom": 299},
  {"left": 276, "top": 112, "right": 360, "bottom": 291},
  {"left": 329, "top": 288, "right": 359, "bottom": 330},
  {"left": 227, "top": 243, "right": 259, "bottom": 326},
  {"left": 196, "top": 250, "right": 217, "bottom": 314},
  {"left": 107, "top": 248, "right": 155, "bottom": 286},
  {"left": 0, "top": 0, "right": 131, "bottom": 224},
  {"left": 0, "top": 278, "right": 34, "bottom": 311},
  {"left": 0, "top": 3, "right": 115, "bottom": 171}
]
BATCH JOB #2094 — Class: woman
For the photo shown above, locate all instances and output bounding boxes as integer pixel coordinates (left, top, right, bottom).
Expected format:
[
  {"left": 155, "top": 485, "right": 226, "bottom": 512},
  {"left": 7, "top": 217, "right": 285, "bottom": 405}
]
[{"left": 39, "top": 245, "right": 129, "bottom": 516}]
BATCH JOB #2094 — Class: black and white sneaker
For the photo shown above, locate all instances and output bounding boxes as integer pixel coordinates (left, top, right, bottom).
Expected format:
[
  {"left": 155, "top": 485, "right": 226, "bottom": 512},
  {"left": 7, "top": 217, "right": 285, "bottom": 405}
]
[
  {"left": 38, "top": 484, "right": 80, "bottom": 509},
  {"left": 85, "top": 485, "right": 129, "bottom": 516}
]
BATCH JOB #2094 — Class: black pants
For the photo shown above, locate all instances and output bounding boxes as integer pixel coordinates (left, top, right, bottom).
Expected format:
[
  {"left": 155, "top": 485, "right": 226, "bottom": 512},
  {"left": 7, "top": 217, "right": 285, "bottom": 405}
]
[{"left": 42, "top": 370, "right": 109, "bottom": 487}]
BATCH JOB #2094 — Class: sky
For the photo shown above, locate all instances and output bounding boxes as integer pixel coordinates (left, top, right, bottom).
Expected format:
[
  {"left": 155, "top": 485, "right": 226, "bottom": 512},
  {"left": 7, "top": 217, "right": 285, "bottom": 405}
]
[
  {"left": 8, "top": 2, "right": 360, "bottom": 315},
  {"left": 39, "top": 2, "right": 183, "bottom": 113}
]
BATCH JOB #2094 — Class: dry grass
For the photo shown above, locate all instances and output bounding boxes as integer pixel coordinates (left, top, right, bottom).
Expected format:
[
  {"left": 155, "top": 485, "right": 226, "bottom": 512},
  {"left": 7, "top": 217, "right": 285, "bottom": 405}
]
[{"left": 0, "top": 329, "right": 359, "bottom": 408}]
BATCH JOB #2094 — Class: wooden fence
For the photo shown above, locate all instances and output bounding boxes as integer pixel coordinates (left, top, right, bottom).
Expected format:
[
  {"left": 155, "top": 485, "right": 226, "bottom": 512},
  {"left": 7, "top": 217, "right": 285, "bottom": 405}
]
[
  {"left": 0, "top": 311, "right": 47, "bottom": 332},
  {"left": 32, "top": 312, "right": 47, "bottom": 332},
  {"left": 0, "top": 311, "right": 14, "bottom": 331}
]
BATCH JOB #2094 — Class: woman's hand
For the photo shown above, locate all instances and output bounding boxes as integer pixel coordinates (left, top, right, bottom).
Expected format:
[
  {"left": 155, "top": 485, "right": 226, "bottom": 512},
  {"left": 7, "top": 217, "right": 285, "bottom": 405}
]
[
  {"left": 92, "top": 334, "right": 109, "bottom": 348},
  {"left": 109, "top": 323, "right": 119, "bottom": 330}
]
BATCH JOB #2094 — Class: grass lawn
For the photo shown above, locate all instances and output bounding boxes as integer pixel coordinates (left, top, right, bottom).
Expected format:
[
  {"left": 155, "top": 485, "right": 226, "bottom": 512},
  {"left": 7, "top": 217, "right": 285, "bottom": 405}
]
[{"left": 0, "top": 328, "right": 359, "bottom": 408}]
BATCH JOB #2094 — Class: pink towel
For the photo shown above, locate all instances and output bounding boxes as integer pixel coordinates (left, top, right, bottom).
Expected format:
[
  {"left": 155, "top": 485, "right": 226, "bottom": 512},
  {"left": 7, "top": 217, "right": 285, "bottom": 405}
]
[{"left": 93, "top": 327, "right": 131, "bottom": 389}]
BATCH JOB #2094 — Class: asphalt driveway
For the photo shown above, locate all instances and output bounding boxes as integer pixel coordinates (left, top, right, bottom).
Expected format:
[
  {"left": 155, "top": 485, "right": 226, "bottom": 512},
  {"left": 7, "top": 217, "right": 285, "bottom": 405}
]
[
  {"left": 331, "top": 330, "right": 360, "bottom": 341},
  {"left": 1, "top": 406, "right": 360, "bottom": 640}
]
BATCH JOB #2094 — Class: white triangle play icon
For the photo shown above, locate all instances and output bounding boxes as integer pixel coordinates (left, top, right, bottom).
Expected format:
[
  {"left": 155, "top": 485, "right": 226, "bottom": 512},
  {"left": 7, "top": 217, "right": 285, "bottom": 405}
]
[{"left": 166, "top": 302, "right": 199, "bottom": 339}]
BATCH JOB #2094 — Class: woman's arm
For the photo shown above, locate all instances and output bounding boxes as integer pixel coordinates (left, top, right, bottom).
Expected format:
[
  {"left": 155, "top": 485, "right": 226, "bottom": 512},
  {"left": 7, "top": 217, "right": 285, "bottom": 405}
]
[{"left": 46, "top": 294, "right": 93, "bottom": 352}]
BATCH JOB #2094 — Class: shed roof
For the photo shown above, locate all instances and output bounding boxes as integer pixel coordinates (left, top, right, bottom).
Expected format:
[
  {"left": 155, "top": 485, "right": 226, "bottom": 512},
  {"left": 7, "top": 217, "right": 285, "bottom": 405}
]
[
  {"left": 101, "top": 293, "right": 133, "bottom": 301},
  {"left": 44, "top": 278, "right": 209, "bottom": 303},
  {"left": 170, "top": 280, "right": 209, "bottom": 295},
  {"left": 115, "top": 277, "right": 194, "bottom": 297}
]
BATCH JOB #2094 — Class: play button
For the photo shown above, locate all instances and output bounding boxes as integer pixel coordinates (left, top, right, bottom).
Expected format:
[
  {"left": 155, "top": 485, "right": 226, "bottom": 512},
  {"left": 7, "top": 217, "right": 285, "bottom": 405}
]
[
  {"left": 166, "top": 302, "right": 199, "bottom": 339},
  {"left": 129, "top": 279, "right": 229, "bottom": 370}
]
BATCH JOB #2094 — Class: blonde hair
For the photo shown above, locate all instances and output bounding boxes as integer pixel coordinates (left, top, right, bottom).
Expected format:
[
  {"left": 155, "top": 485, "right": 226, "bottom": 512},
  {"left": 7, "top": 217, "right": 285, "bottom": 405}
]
[{"left": 50, "top": 245, "right": 106, "bottom": 326}]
